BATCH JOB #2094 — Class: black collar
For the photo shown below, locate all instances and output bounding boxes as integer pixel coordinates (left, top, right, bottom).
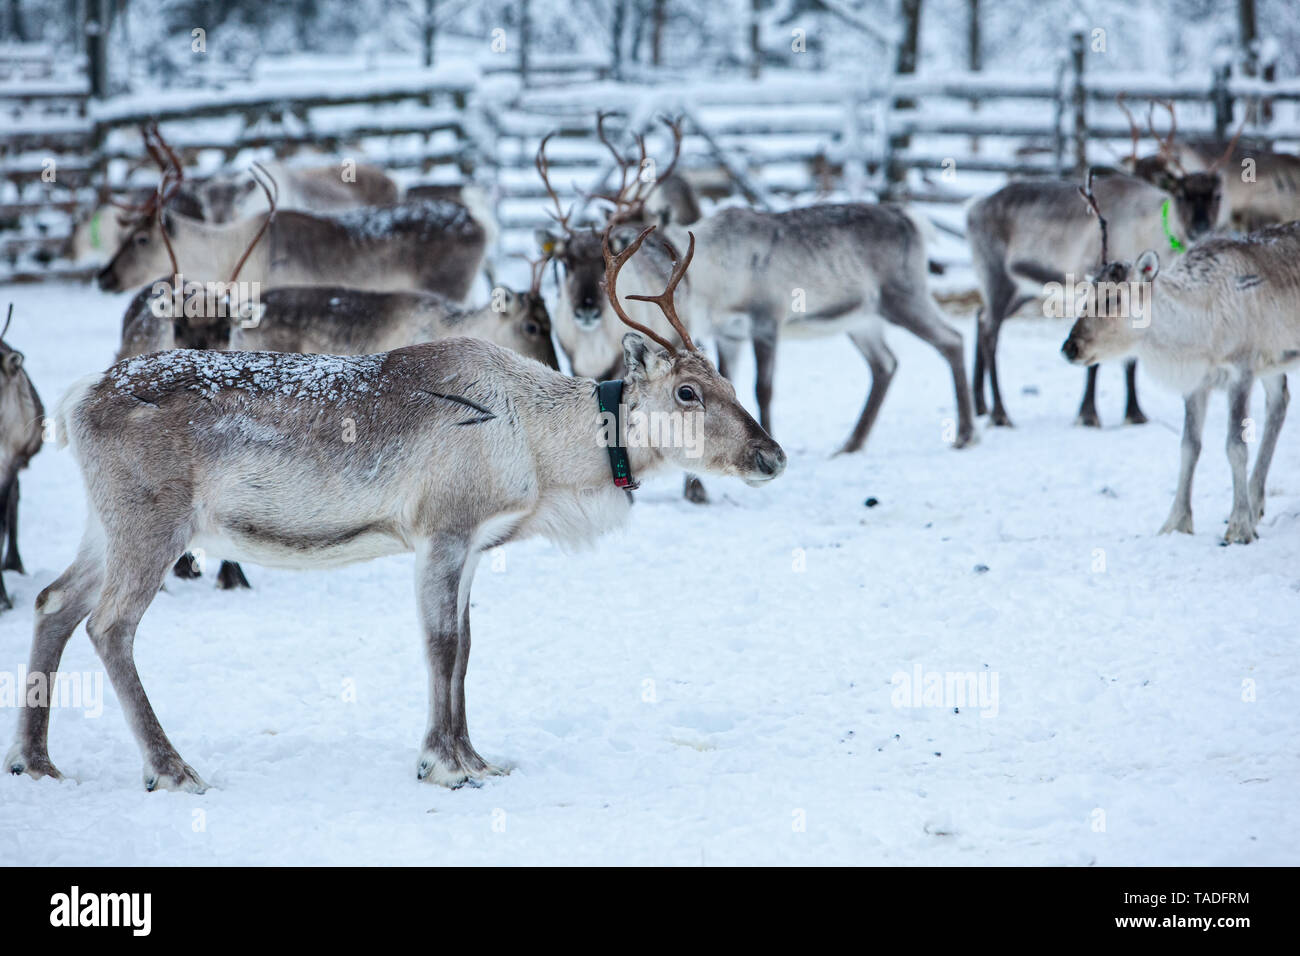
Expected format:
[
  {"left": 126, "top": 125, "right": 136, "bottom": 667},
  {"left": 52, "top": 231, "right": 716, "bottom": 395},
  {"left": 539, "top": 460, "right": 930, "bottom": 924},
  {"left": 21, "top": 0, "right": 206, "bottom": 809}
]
[{"left": 596, "top": 379, "right": 638, "bottom": 490}]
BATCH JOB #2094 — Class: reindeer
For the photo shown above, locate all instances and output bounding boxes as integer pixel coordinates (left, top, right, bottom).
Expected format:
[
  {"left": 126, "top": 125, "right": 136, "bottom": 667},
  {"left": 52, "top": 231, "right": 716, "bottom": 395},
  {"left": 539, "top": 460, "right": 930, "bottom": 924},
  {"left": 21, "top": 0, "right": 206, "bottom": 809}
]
[
  {"left": 661, "top": 206, "right": 974, "bottom": 451},
  {"left": 97, "top": 148, "right": 486, "bottom": 302},
  {"left": 1061, "top": 218, "right": 1300, "bottom": 544},
  {"left": 967, "top": 169, "right": 1183, "bottom": 427},
  {"left": 4, "top": 221, "right": 784, "bottom": 791},
  {"left": 191, "top": 161, "right": 398, "bottom": 223},
  {"left": 0, "top": 306, "right": 44, "bottom": 611},
  {"left": 1126, "top": 99, "right": 1300, "bottom": 235},
  {"left": 1122, "top": 98, "right": 1234, "bottom": 241},
  {"left": 227, "top": 274, "right": 558, "bottom": 370}
]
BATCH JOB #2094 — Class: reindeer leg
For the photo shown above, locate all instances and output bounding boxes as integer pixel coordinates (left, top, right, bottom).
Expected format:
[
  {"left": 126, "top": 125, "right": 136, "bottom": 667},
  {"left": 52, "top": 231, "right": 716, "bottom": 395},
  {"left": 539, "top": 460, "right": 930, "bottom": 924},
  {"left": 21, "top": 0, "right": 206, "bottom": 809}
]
[
  {"left": 836, "top": 325, "right": 896, "bottom": 455},
  {"left": 715, "top": 333, "right": 742, "bottom": 383},
  {"left": 981, "top": 314, "right": 1012, "bottom": 428},
  {"left": 1123, "top": 360, "right": 1148, "bottom": 425},
  {"left": 6, "top": 526, "right": 106, "bottom": 781},
  {"left": 0, "top": 478, "right": 10, "bottom": 611},
  {"left": 884, "top": 288, "right": 976, "bottom": 447},
  {"left": 216, "top": 560, "right": 251, "bottom": 589},
  {"left": 88, "top": 527, "right": 207, "bottom": 791},
  {"left": 1160, "top": 387, "right": 1208, "bottom": 536},
  {"left": 1250, "top": 373, "right": 1288, "bottom": 522},
  {"left": 1224, "top": 372, "right": 1259, "bottom": 544},
  {"left": 1076, "top": 365, "right": 1102, "bottom": 428},
  {"left": 751, "top": 315, "right": 779, "bottom": 437},
  {"left": 3, "top": 476, "right": 23, "bottom": 573},
  {"left": 972, "top": 308, "right": 988, "bottom": 417},
  {"left": 415, "top": 535, "right": 505, "bottom": 788}
]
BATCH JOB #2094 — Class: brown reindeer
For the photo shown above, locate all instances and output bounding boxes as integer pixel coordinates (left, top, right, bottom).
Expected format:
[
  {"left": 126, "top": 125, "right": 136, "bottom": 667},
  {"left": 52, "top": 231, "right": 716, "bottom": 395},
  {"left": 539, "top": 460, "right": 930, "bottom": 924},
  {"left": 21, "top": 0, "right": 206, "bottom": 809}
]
[{"left": 5, "top": 220, "right": 784, "bottom": 792}]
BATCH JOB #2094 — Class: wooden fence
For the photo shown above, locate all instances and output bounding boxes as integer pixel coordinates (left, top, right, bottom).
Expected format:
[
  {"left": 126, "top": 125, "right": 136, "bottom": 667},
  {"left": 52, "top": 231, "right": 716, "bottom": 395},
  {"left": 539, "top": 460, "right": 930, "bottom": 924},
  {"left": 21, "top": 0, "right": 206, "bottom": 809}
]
[{"left": 3, "top": 28, "right": 1299, "bottom": 283}]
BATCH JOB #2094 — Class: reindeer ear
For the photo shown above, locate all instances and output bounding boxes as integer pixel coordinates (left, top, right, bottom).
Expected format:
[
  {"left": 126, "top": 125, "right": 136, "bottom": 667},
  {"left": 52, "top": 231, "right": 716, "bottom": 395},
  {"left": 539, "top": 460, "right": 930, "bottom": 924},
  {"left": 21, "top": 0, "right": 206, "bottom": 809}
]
[
  {"left": 622, "top": 332, "right": 671, "bottom": 382},
  {"left": 535, "top": 230, "right": 564, "bottom": 258},
  {"left": 1135, "top": 250, "right": 1161, "bottom": 281},
  {"left": 3, "top": 351, "right": 23, "bottom": 375}
]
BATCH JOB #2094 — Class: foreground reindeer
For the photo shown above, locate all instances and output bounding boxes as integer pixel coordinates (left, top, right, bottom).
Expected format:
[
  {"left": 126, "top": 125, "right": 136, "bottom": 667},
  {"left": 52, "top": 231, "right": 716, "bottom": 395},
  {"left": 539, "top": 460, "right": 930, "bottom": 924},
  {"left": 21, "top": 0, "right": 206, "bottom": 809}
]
[
  {"left": 0, "top": 306, "right": 43, "bottom": 610},
  {"left": 967, "top": 171, "right": 1177, "bottom": 427},
  {"left": 1062, "top": 219, "right": 1300, "bottom": 544},
  {"left": 6, "top": 223, "right": 784, "bottom": 791}
]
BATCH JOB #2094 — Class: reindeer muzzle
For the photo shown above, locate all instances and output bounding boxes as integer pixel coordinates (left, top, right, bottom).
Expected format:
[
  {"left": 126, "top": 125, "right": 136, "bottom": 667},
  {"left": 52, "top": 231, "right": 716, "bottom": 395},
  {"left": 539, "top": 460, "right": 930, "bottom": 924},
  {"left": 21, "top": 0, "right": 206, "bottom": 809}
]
[
  {"left": 745, "top": 441, "right": 787, "bottom": 484},
  {"left": 97, "top": 266, "right": 121, "bottom": 293}
]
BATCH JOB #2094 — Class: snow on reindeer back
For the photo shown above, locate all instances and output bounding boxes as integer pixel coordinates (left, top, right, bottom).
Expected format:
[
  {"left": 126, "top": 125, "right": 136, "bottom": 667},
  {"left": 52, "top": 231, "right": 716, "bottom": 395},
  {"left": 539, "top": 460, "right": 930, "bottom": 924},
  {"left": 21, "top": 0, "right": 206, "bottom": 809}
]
[
  {"left": 325, "top": 198, "right": 479, "bottom": 242},
  {"left": 109, "top": 349, "right": 389, "bottom": 405}
]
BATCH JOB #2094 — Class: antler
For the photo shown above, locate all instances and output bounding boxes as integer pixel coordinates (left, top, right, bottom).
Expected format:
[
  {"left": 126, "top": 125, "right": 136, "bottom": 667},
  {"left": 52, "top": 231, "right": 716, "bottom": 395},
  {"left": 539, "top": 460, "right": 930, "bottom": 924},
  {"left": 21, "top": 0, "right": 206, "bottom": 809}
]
[
  {"left": 2, "top": 303, "right": 12, "bottom": 339},
  {"left": 590, "top": 113, "right": 684, "bottom": 227},
  {"left": 1209, "top": 101, "right": 1254, "bottom": 172},
  {"left": 155, "top": 166, "right": 181, "bottom": 279},
  {"left": 535, "top": 132, "right": 576, "bottom": 238},
  {"left": 1078, "top": 167, "right": 1109, "bottom": 266},
  {"left": 228, "top": 162, "right": 278, "bottom": 284},
  {"left": 601, "top": 222, "right": 696, "bottom": 354},
  {"left": 1147, "top": 99, "right": 1184, "bottom": 174},
  {"left": 1116, "top": 94, "right": 1141, "bottom": 166}
]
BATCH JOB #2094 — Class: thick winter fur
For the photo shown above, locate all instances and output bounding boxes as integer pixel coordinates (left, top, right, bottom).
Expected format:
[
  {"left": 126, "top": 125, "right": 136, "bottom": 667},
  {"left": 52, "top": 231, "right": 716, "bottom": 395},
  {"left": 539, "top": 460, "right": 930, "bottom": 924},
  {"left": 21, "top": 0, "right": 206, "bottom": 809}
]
[
  {"left": 1136, "top": 141, "right": 1300, "bottom": 234},
  {"left": 197, "top": 162, "right": 399, "bottom": 223},
  {"left": 5, "top": 335, "right": 783, "bottom": 791},
  {"left": 0, "top": 336, "right": 43, "bottom": 609},
  {"left": 1062, "top": 221, "right": 1300, "bottom": 543},
  {"left": 98, "top": 199, "right": 487, "bottom": 302},
  {"left": 663, "top": 202, "right": 975, "bottom": 451},
  {"left": 229, "top": 286, "right": 558, "bottom": 369},
  {"left": 967, "top": 172, "right": 1173, "bottom": 427}
]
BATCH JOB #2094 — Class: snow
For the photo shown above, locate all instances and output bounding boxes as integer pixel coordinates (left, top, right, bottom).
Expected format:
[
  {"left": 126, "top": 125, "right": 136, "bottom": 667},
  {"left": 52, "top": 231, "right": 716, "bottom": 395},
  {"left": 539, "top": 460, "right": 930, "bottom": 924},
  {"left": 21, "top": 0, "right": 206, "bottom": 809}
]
[{"left": 1, "top": 280, "right": 1297, "bottom": 865}]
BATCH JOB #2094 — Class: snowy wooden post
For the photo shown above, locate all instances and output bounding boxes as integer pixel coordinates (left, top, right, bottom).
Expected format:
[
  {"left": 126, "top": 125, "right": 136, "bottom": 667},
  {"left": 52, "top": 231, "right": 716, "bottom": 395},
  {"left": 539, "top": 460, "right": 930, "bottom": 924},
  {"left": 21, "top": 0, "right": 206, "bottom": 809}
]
[
  {"left": 422, "top": 0, "right": 437, "bottom": 68},
  {"left": 86, "top": 0, "right": 109, "bottom": 99},
  {"left": 1069, "top": 28, "right": 1087, "bottom": 179},
  {"left": 749, "top": 0, "right": 761, "bottom": 79},
  {"left": 1212, "top": 63, "right": 1232, "bottom": 141},
  {"left": 519, "top": 0, "right": 530, "bottom": 86}
]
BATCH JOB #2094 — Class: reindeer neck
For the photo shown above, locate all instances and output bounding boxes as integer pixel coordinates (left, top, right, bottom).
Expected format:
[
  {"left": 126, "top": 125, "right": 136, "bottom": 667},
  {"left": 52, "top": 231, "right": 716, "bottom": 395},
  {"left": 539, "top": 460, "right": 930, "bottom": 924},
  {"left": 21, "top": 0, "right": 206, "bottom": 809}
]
[
  {"left": 173, "top": 213, "right": 270, "bottom": 284},
  {"left": 516, "top": 373, "right": 668, "bottom": 493}
]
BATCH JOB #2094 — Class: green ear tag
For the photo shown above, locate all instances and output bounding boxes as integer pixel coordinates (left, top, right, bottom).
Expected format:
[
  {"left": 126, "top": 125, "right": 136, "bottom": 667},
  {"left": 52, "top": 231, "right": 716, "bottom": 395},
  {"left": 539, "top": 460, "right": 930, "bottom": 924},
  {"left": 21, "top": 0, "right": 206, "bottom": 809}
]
[{"left": 1161, "top": 199, "right": 1186, "bottom": 253}]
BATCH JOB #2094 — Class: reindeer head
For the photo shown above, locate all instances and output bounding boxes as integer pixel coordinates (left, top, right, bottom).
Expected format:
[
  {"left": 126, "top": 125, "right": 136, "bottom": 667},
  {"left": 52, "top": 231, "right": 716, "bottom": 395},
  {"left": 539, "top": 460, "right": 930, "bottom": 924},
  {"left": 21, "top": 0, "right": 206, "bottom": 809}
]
[
  {"left": 488, "top": 258, "right": 560, "bottom": 369},
  {"left": 603, "top": 222, "right": 784, "bottom": 485},
  {"left": 534, "top": 116, "right": 687, "bottom": 378},
  {"left": 1123, "top": 98, "right": 1232, "bottom": 241},
  {"left": 1061, "top": 252, "right": 1160, "bottom": 367},
  {"left": 97, "top": 124, "right": 189, "bottom": 293}
]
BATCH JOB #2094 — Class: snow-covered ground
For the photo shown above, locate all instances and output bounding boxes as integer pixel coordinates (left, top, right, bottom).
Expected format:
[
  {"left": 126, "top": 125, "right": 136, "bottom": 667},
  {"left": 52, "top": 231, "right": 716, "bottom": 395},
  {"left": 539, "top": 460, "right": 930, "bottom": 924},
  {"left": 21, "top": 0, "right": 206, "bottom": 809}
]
[{"left": 0, "top": 280, "right": 1296, "bottom": 865}]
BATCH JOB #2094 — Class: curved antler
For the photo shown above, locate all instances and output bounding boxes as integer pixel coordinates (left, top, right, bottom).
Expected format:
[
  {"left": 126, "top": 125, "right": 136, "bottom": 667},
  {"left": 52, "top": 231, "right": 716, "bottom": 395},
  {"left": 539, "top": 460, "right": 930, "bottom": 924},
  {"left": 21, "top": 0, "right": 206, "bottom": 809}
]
[
  {"left": 601, "top": 222, "right": 697, "bottom": 354},
  {"left": 1209, "top": 101, "right": 1254, "bottom": 172},
  {"left": 155, "top": 166, "right": 181, "bottom": 279},
  {"left": 1147, "top": 99, "right": 1184, "bottom": 174},
  {"left": 228, "top": 162, "right": 278, "bottom": 285},
  {"left": 535, "top": 132, "right": 576, "bottom": 238},
  {"left": 1115, "top": 94, "right": 1141, "bottom": 166},
  {"left": 1078, "top": 167, "right": 1109, "bottom": 266},
  {"left": 590, "top": 113, "right": 684, "bottom": 227}
]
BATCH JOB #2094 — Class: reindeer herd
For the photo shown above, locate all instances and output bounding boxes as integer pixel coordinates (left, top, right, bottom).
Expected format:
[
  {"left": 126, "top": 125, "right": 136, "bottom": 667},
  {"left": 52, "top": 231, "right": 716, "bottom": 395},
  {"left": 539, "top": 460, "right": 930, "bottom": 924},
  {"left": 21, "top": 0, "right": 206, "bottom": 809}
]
[{"left": 5, "top": 99, "right": 1300, "bottom": 792}]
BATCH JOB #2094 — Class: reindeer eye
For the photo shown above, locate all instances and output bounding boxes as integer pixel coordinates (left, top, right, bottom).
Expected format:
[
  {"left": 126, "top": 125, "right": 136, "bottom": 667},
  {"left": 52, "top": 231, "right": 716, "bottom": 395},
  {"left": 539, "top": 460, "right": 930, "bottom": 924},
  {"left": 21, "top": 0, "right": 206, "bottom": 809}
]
[
  {"left": 676, "top": 385, "right": 698, "bottom": 404},
  {"left": 524, "top": 322, "right": 540, "bottom": 336},
  {"left": 135, "top": 233, "right": 149, "bottom": 246}
]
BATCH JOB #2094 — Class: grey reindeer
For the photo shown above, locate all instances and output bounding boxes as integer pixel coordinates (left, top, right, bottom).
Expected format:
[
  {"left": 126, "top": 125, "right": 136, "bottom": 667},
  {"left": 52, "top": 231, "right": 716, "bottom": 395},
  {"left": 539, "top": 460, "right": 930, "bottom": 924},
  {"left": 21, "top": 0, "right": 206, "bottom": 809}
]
[
  {"left": 966, "top": 169, "right": 1204, "bottom": 428},
  {"left": 0, "top": 305, "right": 43, "bottom": 611},
  {"left": 5, "top": 220, "right": 785, "bottom": 792}
]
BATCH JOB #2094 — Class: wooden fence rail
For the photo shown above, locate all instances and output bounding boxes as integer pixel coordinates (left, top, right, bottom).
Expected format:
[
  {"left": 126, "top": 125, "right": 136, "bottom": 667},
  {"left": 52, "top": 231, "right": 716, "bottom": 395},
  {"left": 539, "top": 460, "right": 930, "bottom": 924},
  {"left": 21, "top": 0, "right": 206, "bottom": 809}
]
[{"left": 2, "top": 28, "right": 1298, "bottom": 283}]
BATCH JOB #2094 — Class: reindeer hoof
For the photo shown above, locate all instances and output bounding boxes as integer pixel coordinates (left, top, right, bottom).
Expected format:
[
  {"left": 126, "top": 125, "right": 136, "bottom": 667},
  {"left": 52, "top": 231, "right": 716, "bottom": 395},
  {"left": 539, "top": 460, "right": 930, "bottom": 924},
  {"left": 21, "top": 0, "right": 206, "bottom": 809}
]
[
  {"left": 417, "top": 739, "right": 509, "bottom": 789},
  {"left": 5, "top": 746, "right": 63, "bottom": 781},
  {"left": 216, "top": 562, "right": 251, "bottom": 590},
  {"left": 1075, "top": 411, "right": 1102, "bottom": 428},
  {"left": 1124, "top": 409, "right": 1149, "bottom": 425},
  {"left": 3, "top": 555, "right": 24, "bottom": 574},
  {"left": 1223, "top": 518, "right": 1258, "bottom": 545},
  {"left": 989, "top": 409, "right": 1014, "bottom": 428},
  {"left": 682, "top": 476, "right": 709, "bottom": 505},
  {"left": 144, "top": 756, "right": 208, "bottom": 793},
  {"left": 172, "top": 555, "right": 202, "bottom": 580},
  {"left": 1158, "top": 513, "right": 1194, "bottom": 536},
  {"left": 951, "top": 428, "right": 978, "bottom": 449}
]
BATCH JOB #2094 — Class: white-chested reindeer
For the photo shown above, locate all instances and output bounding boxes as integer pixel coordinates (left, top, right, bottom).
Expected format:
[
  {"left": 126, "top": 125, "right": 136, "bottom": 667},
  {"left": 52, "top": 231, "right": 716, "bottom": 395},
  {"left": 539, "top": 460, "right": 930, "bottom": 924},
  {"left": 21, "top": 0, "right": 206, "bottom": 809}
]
[
  {"left": 0, "top": 305, "right": 43, "bottom": 611},
  {"left": 5, "top": 220, "right": 784, "bottom": 792},
  {"left": 97, "top": 142, "right": 486, "bottom": 302},
  {"left": 1062, "top": 206, "right": 1300, "bottom": 544}
]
